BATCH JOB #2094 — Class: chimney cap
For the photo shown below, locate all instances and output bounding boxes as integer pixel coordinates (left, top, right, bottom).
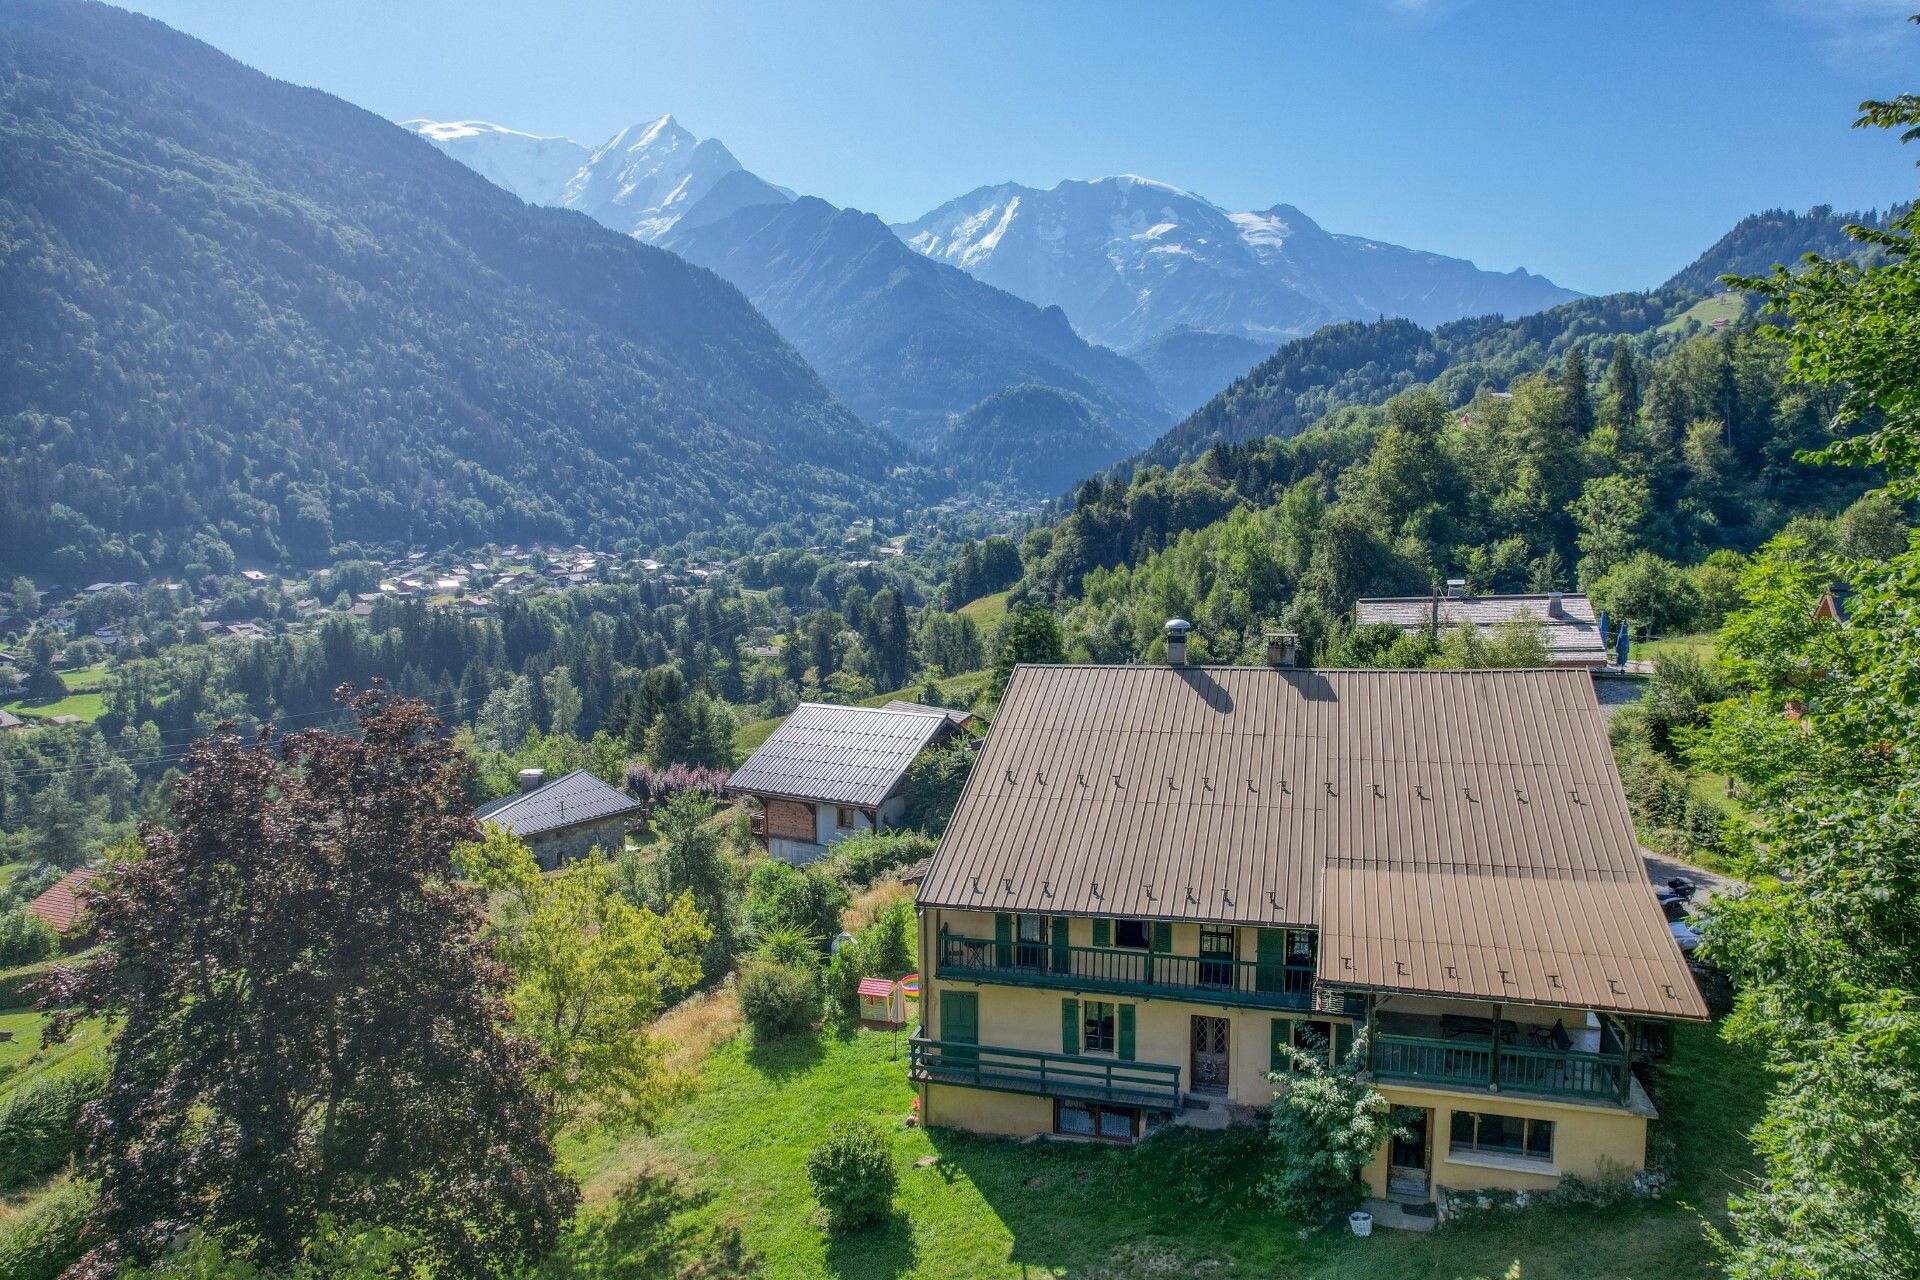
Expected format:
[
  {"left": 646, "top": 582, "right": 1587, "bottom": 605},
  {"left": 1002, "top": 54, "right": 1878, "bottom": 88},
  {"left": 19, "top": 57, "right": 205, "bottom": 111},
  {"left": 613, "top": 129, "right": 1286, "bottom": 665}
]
[
  {"left": 517, "top": 768, "right": 547, "bottom": 792},
  {"left": 1164, "top": 618, "right": 1192, "bottom": 636}
]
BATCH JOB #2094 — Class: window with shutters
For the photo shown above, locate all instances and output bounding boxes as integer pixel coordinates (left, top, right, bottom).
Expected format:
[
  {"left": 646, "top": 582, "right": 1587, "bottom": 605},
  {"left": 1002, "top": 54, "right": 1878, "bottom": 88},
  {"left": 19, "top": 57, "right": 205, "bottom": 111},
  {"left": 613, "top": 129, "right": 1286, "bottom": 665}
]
[{"left": 1082, "top": 1000, "right": 1117, "bottom": 1054}]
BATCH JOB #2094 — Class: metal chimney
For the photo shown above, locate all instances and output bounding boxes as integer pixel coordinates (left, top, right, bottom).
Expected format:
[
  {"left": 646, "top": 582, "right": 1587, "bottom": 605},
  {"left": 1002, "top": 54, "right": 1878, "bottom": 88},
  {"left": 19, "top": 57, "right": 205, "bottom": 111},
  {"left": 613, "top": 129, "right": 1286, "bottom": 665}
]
[
  {"left": 517, "top": 768, "right": 547, "bottom": 793},
  {"left": 1446, "top": 578, "right": 1467, "bottom": 600},
  {"left": 1264, "top": 630, "right": 1300, "bottom": 668},
  {"left": 1164, "top": 618, "right": 1191, "bottom": 667}
]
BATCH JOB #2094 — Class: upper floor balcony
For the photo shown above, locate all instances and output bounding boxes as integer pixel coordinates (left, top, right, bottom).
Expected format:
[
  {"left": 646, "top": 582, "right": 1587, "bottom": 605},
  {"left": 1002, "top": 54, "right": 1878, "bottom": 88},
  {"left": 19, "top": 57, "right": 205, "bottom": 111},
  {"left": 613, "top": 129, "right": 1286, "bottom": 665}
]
[
  {"left": 1368, "top": 1003, "right": 1652, "bottom": 1107},
  {"left": 934, "top": 928, "right": 1318, "bottom": 1011}
]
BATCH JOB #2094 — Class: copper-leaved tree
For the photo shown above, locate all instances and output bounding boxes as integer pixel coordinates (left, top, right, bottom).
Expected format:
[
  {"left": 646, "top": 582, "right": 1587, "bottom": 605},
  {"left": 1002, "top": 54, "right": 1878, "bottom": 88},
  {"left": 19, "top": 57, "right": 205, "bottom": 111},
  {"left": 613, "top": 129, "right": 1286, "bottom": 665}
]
[{"left": 43, "top": 687, "right": 577, "bottom": 1277}]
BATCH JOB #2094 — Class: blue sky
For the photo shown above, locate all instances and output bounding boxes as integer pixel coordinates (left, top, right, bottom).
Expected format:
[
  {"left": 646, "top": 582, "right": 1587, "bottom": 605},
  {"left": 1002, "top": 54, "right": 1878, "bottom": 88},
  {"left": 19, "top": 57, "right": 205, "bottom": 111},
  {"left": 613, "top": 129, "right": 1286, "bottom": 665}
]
[{"left": 118, "top": 0, "right": 1919, "bottom": 294}]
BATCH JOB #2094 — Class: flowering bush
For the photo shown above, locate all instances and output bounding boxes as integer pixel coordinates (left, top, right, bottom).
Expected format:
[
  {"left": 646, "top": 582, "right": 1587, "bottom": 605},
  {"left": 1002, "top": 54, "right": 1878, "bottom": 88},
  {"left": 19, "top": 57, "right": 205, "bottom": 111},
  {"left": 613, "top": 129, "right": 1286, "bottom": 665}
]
[{"left": 625, "top": 762, "right": 730, "bottom": 806}]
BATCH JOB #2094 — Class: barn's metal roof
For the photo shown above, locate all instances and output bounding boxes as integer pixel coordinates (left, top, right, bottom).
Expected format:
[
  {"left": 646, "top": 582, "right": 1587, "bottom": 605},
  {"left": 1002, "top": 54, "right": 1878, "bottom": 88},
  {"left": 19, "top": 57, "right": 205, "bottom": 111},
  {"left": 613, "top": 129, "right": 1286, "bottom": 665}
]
[
  {"left": 1356, "top": 593, "right": 1610, "bottom": 667},
  {"left": 919, "top": 664, "right": 1704, "bottom": 1021},
  {"left": 473, "top": 768, "right": 642, "bottom": 837},
  {"left": 730, "top": 703, "right": 952, "bottom": 808}
]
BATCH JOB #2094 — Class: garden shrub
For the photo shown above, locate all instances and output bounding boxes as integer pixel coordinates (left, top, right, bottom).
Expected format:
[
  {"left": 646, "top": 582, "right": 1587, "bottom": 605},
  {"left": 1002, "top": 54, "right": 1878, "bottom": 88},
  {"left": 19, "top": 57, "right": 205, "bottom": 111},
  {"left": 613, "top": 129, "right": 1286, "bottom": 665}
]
[
  {"left": 1263, "top": 1038, "right": 1397, "bottom": 1219},
  {"left": 0, "top": 907, "right": 59, "bottom": 967},
  {"left": 820, "top": 832, "right": 933, "bottom": 890},
  {"left": 0, "top": 1054, "right": 110, "bottom": 1189},
  {"left": 804, "top": 1118, "right": 897, "bottom": 1233},
  {"left": 736, "top": 959, "right": 819, "bottom": 1042},
  {"left": 0, "top": 1177, "right": 92, "bottom": 1280}
]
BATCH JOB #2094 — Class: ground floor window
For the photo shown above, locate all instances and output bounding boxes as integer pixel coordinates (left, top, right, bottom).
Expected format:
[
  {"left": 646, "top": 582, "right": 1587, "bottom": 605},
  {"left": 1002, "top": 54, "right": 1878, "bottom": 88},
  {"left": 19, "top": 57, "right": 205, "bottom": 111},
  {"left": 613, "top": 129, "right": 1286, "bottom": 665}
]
[
  {"left": 1449, "top": 1110, "right": 1555, "bottom": 1162},
  {"left": 1082, "top": 1000, "right": 1117, "bottom": 1054},
  {"left": 1056, "top": 1100, "right": 1137, "bottom": 1141}
]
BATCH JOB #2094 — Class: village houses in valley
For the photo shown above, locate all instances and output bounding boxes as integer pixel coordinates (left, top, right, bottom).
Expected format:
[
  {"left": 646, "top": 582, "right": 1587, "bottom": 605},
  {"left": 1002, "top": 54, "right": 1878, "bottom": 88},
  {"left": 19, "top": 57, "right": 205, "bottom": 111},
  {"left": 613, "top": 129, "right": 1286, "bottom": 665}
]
[{"left": 910, "top": 626, "right": 1704, "bottom": 1211}]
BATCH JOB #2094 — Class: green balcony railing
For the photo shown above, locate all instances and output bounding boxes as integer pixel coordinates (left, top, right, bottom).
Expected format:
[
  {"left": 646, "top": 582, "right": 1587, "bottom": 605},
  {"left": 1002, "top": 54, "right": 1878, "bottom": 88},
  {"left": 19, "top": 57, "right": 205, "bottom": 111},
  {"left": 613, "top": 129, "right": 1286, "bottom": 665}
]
[
  {"left": 910, "top": 1037, "right": 1184, "bottom": 1109},
  {"left": 1371, "top": 1033, "right": 1629, "bottom": 1103},
  {"left": 936, "top": 933, "right": 1316, "bottom": 1010}
]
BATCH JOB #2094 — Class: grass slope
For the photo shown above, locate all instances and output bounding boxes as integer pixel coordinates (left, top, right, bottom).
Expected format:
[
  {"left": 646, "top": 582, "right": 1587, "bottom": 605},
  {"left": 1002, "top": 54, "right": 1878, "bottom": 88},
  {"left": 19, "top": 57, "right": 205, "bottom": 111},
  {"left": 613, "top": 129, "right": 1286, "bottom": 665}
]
[{"left": 549, "top": 1020, "right": 1763, "bottom": 1279}]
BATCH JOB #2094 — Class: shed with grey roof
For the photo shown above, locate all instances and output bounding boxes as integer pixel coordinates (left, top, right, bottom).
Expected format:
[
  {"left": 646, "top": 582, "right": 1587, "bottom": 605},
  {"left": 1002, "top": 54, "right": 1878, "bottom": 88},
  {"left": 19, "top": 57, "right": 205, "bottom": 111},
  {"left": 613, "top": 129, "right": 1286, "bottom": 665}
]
[
  {"left": 730, "top": 702, "right": 962, "bottom": 863},
  {"left": 473, "top": 768, "right": 642, "bottom": 870},
  {"left": 1356, "top": 589, "right": 1610, "bottom": 668}
]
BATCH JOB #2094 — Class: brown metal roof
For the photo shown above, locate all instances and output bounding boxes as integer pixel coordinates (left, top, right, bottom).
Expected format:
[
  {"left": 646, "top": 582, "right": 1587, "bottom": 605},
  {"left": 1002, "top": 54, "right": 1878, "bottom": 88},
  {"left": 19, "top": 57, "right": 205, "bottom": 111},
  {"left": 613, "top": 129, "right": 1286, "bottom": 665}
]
[{"left": 919, "top": 664, "right": 1705, "bottom": 1020}]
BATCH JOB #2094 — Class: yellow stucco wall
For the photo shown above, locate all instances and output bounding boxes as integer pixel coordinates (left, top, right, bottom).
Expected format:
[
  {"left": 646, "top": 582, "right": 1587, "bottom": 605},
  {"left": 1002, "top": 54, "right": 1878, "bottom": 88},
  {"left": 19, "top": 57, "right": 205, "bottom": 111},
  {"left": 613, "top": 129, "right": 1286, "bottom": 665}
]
[
  {"left": 920, "top": 1083, "right": 1054, "bottom": 1136},
  {"left": 920, "top": 907, "right": 1651, "bottom": 1196},
  {"left": 1360, "top": 1083, "right": 1650, "bottom": 1196},
  {"left": 923, "top": 908, "right": 1345, "bottom": 1109}
]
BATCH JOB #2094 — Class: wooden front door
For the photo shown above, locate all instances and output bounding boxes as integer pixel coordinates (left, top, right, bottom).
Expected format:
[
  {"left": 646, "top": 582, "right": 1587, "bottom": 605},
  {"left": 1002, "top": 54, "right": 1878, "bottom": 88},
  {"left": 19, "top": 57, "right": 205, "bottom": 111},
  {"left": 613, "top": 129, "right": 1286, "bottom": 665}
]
[
  {"left": 1388, "top": 1105, "right": 1432, "bottom": 1201},
  {"left": 1190, "top": 1015, "right": 1230, "bottom": 1094}
]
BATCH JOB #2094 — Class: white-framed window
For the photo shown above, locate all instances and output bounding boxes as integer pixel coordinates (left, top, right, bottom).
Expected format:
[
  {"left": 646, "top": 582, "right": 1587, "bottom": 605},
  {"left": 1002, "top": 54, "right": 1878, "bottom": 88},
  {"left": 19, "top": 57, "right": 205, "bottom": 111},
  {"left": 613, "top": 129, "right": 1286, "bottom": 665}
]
[{"left": 1082, "top": 1000, "right": 1117, "bottom": 1054}]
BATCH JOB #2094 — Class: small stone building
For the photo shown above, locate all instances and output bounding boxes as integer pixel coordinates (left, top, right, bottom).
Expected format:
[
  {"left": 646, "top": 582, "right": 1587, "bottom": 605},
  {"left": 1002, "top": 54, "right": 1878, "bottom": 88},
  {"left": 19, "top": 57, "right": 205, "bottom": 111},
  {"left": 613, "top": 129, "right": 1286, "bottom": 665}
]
[{"left": 473, "top": 768, "right": 643, "bottom": 870}]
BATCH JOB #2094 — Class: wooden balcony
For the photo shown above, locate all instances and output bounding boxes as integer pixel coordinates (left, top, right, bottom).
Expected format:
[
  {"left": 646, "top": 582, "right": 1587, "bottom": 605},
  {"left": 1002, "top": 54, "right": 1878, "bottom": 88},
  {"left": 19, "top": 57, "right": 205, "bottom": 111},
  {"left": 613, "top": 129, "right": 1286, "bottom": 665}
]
[
  {"left": 1370, "top": 1029, "right": 1632, "bottom": 1105},
  {"left": 909, "top": 1037, "right": 1183, "bottom": 1110},
  {"left": 935, "top": 933, "right": 1317, "bottom": 1011}
]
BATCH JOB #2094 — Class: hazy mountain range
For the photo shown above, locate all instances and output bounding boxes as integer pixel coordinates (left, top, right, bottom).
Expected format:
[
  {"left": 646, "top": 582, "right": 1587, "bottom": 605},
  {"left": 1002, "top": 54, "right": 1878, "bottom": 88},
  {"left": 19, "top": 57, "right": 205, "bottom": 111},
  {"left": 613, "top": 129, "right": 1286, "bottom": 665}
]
[{"left": 406, "top": 114, "right": 1587, "bottom": 455}]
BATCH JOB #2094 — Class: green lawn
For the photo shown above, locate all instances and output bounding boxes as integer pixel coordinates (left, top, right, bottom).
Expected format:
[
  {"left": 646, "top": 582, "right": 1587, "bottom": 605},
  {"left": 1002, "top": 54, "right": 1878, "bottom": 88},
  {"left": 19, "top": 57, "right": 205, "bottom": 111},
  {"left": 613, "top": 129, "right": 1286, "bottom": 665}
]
[
  {"left": 1658, "top": 293, "right": 1747, "bottom": 336},
  {"left": 1640, "top": 633, "right": 1717, "bottom": 668},
  {"left": 3, "top": 662, "right": 111, "bottom": 724},
  {"left": 957, "top": 590, "right": 1011, "bottom": 635},
  {"left": 548, "top": 1021, "right": 1763, "bottom": 1279}
]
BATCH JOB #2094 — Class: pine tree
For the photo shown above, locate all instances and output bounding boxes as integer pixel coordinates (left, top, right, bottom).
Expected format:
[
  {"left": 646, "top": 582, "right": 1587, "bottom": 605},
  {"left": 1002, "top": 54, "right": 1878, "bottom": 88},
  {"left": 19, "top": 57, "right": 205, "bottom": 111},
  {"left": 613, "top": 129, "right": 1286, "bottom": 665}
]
[
  {"left": 1607, "top": 339, "right": 1642, "bottom": 426},
  {"left": 1561, "top": 342, "right": 1595, "bottom": 435}
]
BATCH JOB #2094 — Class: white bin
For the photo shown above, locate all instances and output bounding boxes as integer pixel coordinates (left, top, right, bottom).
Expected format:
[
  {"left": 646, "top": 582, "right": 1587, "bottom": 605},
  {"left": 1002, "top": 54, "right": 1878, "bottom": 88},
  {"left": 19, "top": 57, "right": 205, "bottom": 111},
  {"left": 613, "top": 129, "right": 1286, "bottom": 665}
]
[{"left": 1348, "top": 1210, "right": 1373, "bottom": 1237}]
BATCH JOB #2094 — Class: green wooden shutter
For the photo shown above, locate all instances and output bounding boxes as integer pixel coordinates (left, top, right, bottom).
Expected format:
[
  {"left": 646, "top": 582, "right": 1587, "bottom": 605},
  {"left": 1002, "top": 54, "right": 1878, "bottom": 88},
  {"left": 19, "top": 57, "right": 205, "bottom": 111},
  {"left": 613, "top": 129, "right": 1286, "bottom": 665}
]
[
  {"left": 1270, "top": 1017, "right": 1295, "bottom": 1073},
  {"left": 994, "top": 913, "right": 1012, "bottom": 967},
  {"left": 1051, "top": 916, "right": 1070, "bottom": 973},
  {"left": 1334, "top": 1020, "right": 1355, "bottom": 1067},
  {"left": 1255, "top": 928, "right": 1286, "bottom": 993},
  {"left": 1092, "top": 918, "right": 1111, "bottom": 948},
  {"left": 1117, "top": 1004, "right": 1136, "bottom": 1061},
  {"left": 1061, "top": 998, "right": 1080, "bottom": 1054},
  {"left": 1151, "top": 921, "right": 1172, "bottom": 953}
]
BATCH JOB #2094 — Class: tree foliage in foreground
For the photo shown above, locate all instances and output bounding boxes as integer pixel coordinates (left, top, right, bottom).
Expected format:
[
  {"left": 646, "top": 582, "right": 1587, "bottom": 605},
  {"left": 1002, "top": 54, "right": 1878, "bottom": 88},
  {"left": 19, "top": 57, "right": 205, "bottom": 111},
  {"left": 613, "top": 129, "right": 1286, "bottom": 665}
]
[
  {"left": 1699, "top": 85, "right": 1920, "bottom": 1280},
  {"left": 464, "top": 827, "right": 711, "bottom": 1133},
  {"left": 42, "top": 689, "right": 576, "bottom": 1277}
]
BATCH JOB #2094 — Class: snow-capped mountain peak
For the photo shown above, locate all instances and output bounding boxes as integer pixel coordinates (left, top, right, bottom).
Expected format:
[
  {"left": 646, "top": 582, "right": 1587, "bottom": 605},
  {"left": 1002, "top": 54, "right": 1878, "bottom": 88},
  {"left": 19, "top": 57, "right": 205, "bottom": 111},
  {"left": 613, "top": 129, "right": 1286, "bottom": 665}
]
[
  {"left": 892, "top": 178, "right": 1580, "bottom": 348},
  {"left": 409, "top": 113, "right": 790, "bottom": 243},
  {"left": 402, "top": 119, "right": 588, "bottom": 208}
]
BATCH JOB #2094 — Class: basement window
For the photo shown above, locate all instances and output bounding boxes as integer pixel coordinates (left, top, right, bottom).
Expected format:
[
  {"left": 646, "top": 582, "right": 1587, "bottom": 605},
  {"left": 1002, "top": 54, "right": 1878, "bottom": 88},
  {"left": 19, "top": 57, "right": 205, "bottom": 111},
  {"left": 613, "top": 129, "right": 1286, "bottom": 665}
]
[{"left": 1056, "top": 1100, "right": 1137, "bottom": 1142}]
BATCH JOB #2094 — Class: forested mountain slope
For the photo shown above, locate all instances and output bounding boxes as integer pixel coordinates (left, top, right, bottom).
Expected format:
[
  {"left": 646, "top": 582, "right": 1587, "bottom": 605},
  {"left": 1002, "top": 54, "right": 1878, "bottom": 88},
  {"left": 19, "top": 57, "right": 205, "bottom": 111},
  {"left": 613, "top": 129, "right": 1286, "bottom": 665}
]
[
  {"left": 1125, "top": 327, "right": 1275, "bottom": 416},
  {"left": 661, "top": 196, "right": 1172, "bottom": 448},
  {"left": 1661, "top": 205, "right": 1900, "bottom": 294},
  {"left": 1017, "top": 326, "right": 1881, "bottom": 664},
  {"left": 0, "top": 0, "right": 912, "bottom": 580},
  {"left": 1128, "top": 290, "right": 1701, "bottom": 473},
  {"left": 930, "top": 385, "right": 1136, "bottom": 496}
]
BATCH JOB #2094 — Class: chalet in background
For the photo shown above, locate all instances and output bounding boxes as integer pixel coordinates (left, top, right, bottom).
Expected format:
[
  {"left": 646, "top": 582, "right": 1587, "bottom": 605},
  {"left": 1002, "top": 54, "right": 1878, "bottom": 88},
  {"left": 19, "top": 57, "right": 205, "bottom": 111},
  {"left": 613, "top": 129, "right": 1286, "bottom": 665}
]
[
  {"left": 912, "top": 635, "right": 1703, "bottom": 1213},
  {"left": 472, "top": 768, "right": 643, "bottom": 870},
  {"left": 731, "top": 702, "right": 966, "bottom": 863},
  {"left": 1356, "top": 581, "right": 1610, "bottom": 668}
]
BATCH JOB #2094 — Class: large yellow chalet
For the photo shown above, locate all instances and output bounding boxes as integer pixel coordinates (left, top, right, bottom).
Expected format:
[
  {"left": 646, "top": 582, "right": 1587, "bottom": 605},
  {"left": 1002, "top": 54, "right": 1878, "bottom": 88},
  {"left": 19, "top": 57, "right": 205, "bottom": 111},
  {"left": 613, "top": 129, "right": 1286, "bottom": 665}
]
[{"left": 913, "top": 646, "right": 1706, "bottom": 1206}]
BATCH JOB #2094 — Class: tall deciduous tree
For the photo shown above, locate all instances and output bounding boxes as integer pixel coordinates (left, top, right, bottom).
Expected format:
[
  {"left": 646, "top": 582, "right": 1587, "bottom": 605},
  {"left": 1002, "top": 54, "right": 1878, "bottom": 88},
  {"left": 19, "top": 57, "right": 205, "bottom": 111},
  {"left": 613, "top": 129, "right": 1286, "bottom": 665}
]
[
  {"left": 1700, "top": 83, "right": 1920, "bottom": 1280},
  {"left": 465, "top": 829, "right": 709, "bottom": 1133},
  {"left": 43, "top": 688, "right": 576, "bottom": 1277}
]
